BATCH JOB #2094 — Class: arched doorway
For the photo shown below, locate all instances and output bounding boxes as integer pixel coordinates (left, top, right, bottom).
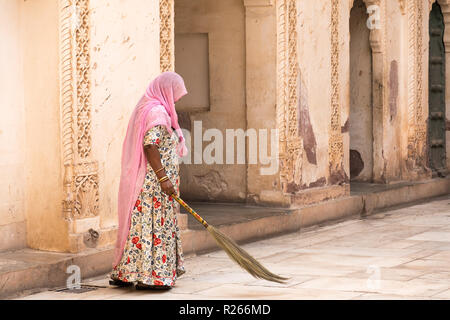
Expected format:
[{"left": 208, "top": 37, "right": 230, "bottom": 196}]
[
  {"left": 428, "top": 2, "right": 447, "bottom": 173},
  {"left": 349, "top": 0, "right": 373, "bottom": 181}
]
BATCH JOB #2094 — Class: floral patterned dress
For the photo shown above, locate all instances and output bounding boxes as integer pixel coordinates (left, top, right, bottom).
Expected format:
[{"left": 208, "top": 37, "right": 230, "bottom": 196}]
[{"left": 110, "top": 125, "right": 186, "bottom": 286}]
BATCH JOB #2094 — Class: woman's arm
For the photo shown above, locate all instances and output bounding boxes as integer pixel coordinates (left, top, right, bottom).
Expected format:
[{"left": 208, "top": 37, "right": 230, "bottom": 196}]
[{"left": 144, "top": 144, "right": 176, "bottom": 196}]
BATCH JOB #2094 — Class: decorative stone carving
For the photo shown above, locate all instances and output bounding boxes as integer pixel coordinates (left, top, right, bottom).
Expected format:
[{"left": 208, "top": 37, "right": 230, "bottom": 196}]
[
  {"left": 276, "top": 0, "right": 302, "bottom": 192},
  {"left": 75, "top": 0, "right": 92, "bottom": 159},
  {"left": 329, "top": 0, "right": 345, "bottom": 183},
  {"left": 59, "top": 0, "right": 99, "bottom": 221},
  {"left": 160, "top": 0, "right": 174, "bottom": 72},
  {"left": 60, "top": 0, "right": 76, "bottom": 218},
  {"left": 74, "top": 162, "right": 99, "bottom": 218},
  {"left": 407, "top": 0, "right": 427, "bottom": 168},
  {"left": 276, "top": 0, "right": 288, "bottom": 189}
]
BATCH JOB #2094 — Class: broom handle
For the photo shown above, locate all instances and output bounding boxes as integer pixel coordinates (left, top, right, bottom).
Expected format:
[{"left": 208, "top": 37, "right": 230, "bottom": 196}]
[{"left": 171, "top": 194, "right": 209, "bottom": 229}]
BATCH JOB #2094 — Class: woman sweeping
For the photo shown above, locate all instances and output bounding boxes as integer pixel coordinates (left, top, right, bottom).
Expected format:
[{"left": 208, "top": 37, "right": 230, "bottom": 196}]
[{"left": 110, "top": 72, "right": 188, "bottom": 290}]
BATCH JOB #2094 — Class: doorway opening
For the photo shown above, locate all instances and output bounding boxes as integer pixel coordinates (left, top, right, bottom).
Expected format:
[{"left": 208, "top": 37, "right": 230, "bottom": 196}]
[
  {"left": 428, "top": 2, "right": 447, "bottom": 173},
  {"left": 349, "top": 0, "right": 374, "bottom": 182}
]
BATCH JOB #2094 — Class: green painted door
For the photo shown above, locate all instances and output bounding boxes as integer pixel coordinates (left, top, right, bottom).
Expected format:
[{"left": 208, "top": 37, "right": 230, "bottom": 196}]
[{"left": 428, "top": 2, "right": 446, "bottom": 172}]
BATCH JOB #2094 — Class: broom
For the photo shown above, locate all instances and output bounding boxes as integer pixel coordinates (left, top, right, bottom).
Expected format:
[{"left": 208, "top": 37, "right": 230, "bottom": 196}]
[{"left": 172, "top": 194, "right": 289, "bottom": 284}]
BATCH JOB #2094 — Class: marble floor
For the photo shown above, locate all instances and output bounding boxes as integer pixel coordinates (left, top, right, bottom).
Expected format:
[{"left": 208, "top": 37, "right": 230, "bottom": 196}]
[{"left": 16, "top": 195, "right": 450, "bottom": 300}]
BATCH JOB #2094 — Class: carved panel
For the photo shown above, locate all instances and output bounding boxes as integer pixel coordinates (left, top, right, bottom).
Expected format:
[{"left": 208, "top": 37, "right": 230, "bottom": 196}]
[
  {"left": 407, "top": 0, "right": 427, "bottom": 167},
  {"left": 160, "top": 0, "right": 174, "bottom": 72},
  {"left": 329, "top": 0, "right": 345, "bottom": 182},
  {"left": 276, "top": 0, "right": 288, "bottom": 188},
  {"left": 60, "top": 0, "right": 75, "bottom": 168},
  {"left": 277, "top": 0, "right": 302, "bottom": 192},
  {"left": 75, "top": 0, "right": 93, "bottom": 159},
  {"left": 59, "top": 0, "right": 99, "bottom": 220},
  {"left": 73, "top": 162, "right": 99, "bottom": 218},
  {"left": 416, "top": 0, "right": 424, "bottom": 128},
  {"left": 60, "top": 0, "right": 75, "bottom": 218}
]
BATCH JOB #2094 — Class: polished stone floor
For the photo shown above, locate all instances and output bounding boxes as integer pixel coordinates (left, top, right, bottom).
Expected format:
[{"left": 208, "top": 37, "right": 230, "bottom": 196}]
[{"left": 16, "top": 195, "right": 450, "bottom": 300}]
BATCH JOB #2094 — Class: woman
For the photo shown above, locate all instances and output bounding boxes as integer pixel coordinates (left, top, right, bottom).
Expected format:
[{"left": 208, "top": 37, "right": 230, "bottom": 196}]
[{"left": 110, "top": 72, "right": 188, "bottom": 290}]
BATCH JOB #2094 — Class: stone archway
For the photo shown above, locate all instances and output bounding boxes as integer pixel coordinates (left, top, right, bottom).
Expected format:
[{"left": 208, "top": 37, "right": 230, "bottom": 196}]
[{"left": 348, "top": 0, "right": 386, "bottom": 182}]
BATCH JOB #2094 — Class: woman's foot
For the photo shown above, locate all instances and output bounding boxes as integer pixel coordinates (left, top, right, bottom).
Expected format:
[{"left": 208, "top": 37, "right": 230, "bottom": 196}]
[
  {"left": 135, "top": 282, "right": 172, "bottom": 290},
  {"left": 109, "top": 278, "right": 133, "bottom": 287}
]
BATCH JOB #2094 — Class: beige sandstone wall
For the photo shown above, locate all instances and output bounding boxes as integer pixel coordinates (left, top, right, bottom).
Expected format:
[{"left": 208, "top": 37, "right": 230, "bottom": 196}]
[
  {"left": 0, "top": 0, "right": 162, "bottom": 252},
  {"left": 297, "top": 0, "right": 334, "bottom": 187},
  {"left": 0, "top": 0, "right": 26, "bottom": 251},
  {"left": 22, "top": 0, "right": 69, "bottom": 251},
  {"left": 244, "top": 2, "right": 279, "bottom": 205}
]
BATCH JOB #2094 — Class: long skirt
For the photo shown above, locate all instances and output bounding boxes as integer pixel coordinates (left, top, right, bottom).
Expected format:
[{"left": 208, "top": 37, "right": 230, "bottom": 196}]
[{"left": 110, "top": 125, "right": 186, "bottom": 286}]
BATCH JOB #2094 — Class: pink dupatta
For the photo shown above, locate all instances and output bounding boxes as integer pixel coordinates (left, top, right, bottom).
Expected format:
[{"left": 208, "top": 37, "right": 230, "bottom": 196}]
[{"left": 113, "top": 72, "right": 188, "bottom": 268}]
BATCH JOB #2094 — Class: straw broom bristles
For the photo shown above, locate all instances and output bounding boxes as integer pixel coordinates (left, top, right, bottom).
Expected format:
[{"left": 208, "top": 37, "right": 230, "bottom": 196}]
[
  {"left": 172, "top": 195, "right": 290, "bottom": 284},
  {"left": 207, "top": 225, "right": 290, "bottom": 283}
]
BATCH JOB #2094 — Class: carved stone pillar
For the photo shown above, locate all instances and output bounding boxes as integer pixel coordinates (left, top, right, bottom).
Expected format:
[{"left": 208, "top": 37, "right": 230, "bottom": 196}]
[
  {"left": 405, "top": 0, "right": 431, "bottom": 178},
  {"left": 329, "top": 0, "right": 346, "bottom": 184},
  {"left": 365, "top": 0, "right": 388, "bottom": 182},
  {"left": 276, "top": 0, "right": 303, "bottom": 194},
  {"left": 160, "top": 0, "right": 175, "bottom": 72},
  {"left": 59, "top": 0, "right": 100, "bottom": 252}
]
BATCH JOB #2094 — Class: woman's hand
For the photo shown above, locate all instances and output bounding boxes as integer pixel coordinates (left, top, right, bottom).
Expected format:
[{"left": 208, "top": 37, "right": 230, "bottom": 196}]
[
  {"left": 160, "top": 179, "right": 176, "bottom": 196},
  {"left": 144, "top": 144, "right": 175, "bottom": 196}
]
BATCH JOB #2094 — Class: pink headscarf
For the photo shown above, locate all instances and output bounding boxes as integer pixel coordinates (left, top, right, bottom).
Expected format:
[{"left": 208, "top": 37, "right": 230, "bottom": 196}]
[{"left": 113, "top": 72, "right": 188, "bottom": 268}]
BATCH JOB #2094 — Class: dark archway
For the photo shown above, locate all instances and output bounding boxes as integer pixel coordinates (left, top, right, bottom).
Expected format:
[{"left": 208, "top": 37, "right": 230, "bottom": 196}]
[
  {"left": 349, "top": 0, "right": 373, "bottom": 181},
  {"left": 428, "top": 2, "right": 447, "bottom": 173}
]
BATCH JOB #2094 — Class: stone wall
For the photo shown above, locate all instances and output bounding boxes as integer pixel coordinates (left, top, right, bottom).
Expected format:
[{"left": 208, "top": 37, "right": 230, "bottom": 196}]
[
  {"left": 22, "top": 0, "right": 68, "bottom": 252},
  {"left": 0, "top": 0, "right": 26, "bottom": 251}
]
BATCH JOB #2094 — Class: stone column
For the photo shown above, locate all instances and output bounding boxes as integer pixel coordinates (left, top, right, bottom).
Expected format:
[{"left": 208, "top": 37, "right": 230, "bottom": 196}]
[
  {"left": 366, "top": 0, "right": 387, "bottom": 183},
  {"left": 59, "top": 0, "right": 101, "bottom": 252},
  {"left": 243, "top": 0, "right": 289, "bottom": 206}
]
